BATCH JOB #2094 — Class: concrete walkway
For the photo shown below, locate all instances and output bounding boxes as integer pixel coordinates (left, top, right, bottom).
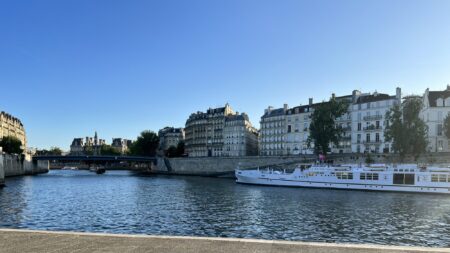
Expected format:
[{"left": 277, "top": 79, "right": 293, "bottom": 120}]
[{"left": 0, "top": 229, "right": 449, "bottom": 253}]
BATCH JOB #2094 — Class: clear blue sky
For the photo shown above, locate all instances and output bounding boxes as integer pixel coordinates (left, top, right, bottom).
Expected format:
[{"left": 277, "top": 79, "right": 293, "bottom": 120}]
[{"left": 1, "top": 0, "right": 450, "bottom": 150}]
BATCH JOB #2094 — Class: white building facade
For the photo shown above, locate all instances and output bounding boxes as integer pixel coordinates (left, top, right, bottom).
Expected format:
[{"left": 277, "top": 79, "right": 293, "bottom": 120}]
[
  {"left": 259, "top": 105, "right": 288, "bottom": 156},
  {"left": 223, "top": 113, "right": 259, "bottom": 156},
  {"left": 420, "top": 86, "right": 450, "bottom": 152},
  {"left": 351, "top": 88, "right": 401, "bottom": 154}
]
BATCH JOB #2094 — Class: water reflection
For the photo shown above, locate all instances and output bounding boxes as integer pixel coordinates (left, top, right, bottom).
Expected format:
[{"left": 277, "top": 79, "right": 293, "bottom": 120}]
[{"left": 0, "top": 170, "right": 449, "bottom": 247}]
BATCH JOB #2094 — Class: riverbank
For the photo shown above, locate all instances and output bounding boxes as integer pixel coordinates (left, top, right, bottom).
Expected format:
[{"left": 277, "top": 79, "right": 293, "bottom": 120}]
[
  {"left": 0, "top": 229, "right": 448, "bottom": 253},
  {"left": 0, "top": 153, "right": 49, "bottom": 178},
  {"left": 154, "top": 153, "right": 450, "bottom": 177}
]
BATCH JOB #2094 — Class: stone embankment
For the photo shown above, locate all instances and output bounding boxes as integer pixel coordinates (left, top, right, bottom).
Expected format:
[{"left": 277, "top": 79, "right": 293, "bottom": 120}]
[
  {"left": 154, "top": 153, "right": 450, "bottom": 177},
  {"left": 0, "top": 153, "right": 49, "bottom": 182},
  {"left": 0, "top": 229, "right": 448, "bottom": 253}
]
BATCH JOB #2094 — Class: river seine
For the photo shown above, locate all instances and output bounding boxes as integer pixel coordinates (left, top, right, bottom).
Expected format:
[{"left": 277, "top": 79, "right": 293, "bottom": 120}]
[{"left": 0, "top": 170, "right": 449, "bottom": 247}]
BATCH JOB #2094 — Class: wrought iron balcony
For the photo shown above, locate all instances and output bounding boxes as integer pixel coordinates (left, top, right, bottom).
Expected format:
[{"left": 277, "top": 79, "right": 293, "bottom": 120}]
[{"left": 363, "top": 115, "right": 382, "bottom": 121}]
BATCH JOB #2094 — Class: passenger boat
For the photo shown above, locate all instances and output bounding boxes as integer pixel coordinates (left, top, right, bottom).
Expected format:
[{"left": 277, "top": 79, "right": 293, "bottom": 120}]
[
  {"left": 61, "top": 166, "right": 78, "bottom": 170},
  {"left": 235, "top": 164, "right": 450, "bottom": 194}
]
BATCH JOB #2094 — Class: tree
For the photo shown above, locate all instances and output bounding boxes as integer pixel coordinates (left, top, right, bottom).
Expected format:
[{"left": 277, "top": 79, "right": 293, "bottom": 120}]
[
  {"left": 444, "top": 113, "right": 450, "bottom": 139},
  {"left": 48, "top": 147, "right": 63, "bottom": 155},
  {"left": 176, "top": 141, "right": 185, "bottom": 156},
  {"left": 129, "top": 130, "right": 160, "bottom": 156},
  {"left": 384, "top": 97, "right": 428, "bottom": 161},
  {"left": 307, "top": 98, "right": 349, "bottom": 155},
  {"left": 100, "top": 145, "right": 121, "bottom": 156},
  {"left": 0, "top": 136, "right": 23, "bottom": 154},
  {"left": 165, "top": 145, "right": 178, "bottom": 157}
]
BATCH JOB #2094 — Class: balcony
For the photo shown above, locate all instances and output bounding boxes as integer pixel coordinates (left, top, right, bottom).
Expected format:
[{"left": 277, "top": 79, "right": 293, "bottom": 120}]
[
  {"left": 363, "top": 125, "right": 382, "bottom": 131},
  {"left": 363, "top": 140, "right": 382, "bottom": 144},
  {"left": 363, "top": 115, "right": 382, "bottom": 121}
]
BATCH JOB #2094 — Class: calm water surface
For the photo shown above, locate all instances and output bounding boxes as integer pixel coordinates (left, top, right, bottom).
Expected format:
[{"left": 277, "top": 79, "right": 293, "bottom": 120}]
[{"left": 1, "top": 170, "right": 450, "bottom": 247}]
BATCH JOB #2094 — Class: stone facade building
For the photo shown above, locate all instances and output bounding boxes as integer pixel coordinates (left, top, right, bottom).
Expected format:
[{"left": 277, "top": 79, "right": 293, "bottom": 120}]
[
  {"left": 185, "top": 104, "right": 258, "bottom": 157},
  {"left": 259, "top": 104, "right": 288, "bottom": 156},
  {"left": 351, "top": 88, "right": 401, "bottom": 154},
  {"left": 70, "top": 132, "right": 106, "bottom": 155},
  {"left": 260, "top": 88, "right": 402, "bottom": 156},
  {"left": 285, "top": 102, "right": 313, "bottom": 155},
  {"left": 420, "top": 86, "right": 450, "bottom": 152},
  {"left": 0, "top": 111, "right": 27, "bottom": 151},
  {"left": 158, "top": 127, "right": 185, "bottom": 151},
  {"left": 111, "top": 138, "right": 133, "bottom": 154},
  {"left": 223, "top": 113, "right": 258, "bottom": 156}
]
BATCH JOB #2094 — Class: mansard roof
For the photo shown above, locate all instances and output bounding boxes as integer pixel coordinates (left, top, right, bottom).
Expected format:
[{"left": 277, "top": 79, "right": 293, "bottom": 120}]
[
  {"left": 355, "top": 93, "right": 394, "bottom": 104},
  {"left": 428, "top": 90, "right": 450, "bottom": 107}
]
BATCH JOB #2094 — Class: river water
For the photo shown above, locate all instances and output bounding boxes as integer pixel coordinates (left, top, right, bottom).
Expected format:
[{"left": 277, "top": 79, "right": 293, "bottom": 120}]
[{"left": 0, "top": 170, "right": 449, "bottom": 247}]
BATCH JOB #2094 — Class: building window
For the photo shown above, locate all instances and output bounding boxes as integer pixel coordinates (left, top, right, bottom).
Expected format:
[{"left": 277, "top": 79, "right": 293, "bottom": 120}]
[
  {"left": 438, "top": 124, "right": 443, "bottom": 136},
  {"left": 376, "top": 133, "right": 380, "bottom": 142},
  {"left": 357, "top": 123, "right": 361, "bottom": 131},
  {"left": 366, "top": 134, "right": 370, "bottom": 142},
  {"left": 287, "top": 125, "right": 292, "bottom": 133}
]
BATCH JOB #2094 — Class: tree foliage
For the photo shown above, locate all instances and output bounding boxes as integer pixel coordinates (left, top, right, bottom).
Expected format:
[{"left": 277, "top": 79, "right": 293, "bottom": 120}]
[
  {"left": 0, "top": 136, "right": 23, "bottom": 154},
  {"left": 307, "top": 99, "right": 349, "bottom": 155},
  {"left": 444, "top": 113, "right": 450, "bottom": 139},
  {"left": 100, "top": 145, "right": 121, "bottom": 156},
  {"left": 129, "top": 130, "right": 160, "bottom": 156},
  {"left": 165, "top": 141, "right": 185, "bottom": 158},
  {"left": 384, "top": 97, "right": 428, "bottom": 160}
]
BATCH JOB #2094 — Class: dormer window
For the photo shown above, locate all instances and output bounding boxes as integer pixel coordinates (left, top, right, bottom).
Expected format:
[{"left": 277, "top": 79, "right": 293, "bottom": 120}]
[{"left": 437, "top": 98, "right": 444, "bottom": 107}]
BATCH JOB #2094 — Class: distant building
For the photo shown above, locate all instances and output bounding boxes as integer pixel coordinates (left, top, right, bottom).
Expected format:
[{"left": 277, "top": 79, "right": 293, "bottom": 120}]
[
  {"left": 285, "top": 101, "right": 314, "bottom": 155},
  {"left": 223, "top": 113, "right": 258, "bottom": 156},
  {"left": 158, "top": 127, "right": 185, "bottom": 151},
  {"left": 420, "top": 86, "right": 450, "bottom": 152},
  {"left": 260, "top": 88, "right": 401, "bottom": 156},
  {"left": 259, "top": 104, "right": 288, "bottom": 156},
  {"left": 351, "top": 88, "right": 401, "bottom": 154},
  {"left": 70, "top": 131, "right": 106, "bottom": 155},
  {"left": 0, "top": 111, "right": 27, "bottom": 152},
  {"left": 185, "top": 104, "right": 260, "bottom": 157},
  {"left": 111, "top": 138, "right": 133, "bottom": 154}
]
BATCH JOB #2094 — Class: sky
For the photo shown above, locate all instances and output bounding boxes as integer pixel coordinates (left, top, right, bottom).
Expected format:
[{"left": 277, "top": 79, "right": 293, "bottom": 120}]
[{"left": 1, "top": 0, "right": 450, "bottom": 150}]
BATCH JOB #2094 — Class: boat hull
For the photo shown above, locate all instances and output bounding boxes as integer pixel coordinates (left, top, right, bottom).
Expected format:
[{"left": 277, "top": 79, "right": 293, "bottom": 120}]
[{"left": 236, "top": 174, "right": 450, "bottom": 194}]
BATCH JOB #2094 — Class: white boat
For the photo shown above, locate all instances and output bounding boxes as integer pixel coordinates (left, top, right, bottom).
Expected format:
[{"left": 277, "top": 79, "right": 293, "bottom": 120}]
[
  {"left": 235, "top": 164, "right": 450, "bottom": 194},
  {"left": 61, "top": 166, "right": 78, "bottom": 170}
]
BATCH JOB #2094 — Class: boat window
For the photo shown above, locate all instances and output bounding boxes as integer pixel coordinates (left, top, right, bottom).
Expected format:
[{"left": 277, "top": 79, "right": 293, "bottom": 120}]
[
  {"left": 439, "top": 174, "right": 447, "bottom": 182},
  {"left": 431, "top": 174, "right": 439, "bottom": 182},
  {"left": 366, "top": 173, "right": 373, "bottom": 180},
  {"left": 393, "top": 173, "right": 415, "bottom": 185},
  {"left": 360, "top": 173, "right": 366, "bottom": 180},
  {"left": 348, "top": 173, "right": 353, "bottom": 180},
  {"left": 370, "top": 173, "right": 378, "bottom": 180}
]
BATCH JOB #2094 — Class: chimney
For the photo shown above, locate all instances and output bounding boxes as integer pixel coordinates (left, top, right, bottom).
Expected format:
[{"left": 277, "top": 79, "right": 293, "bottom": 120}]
[
  {"left": 332, "top": 93, "right": 335, "bottom": 99},
  {"left": 396, "top": 87, "right": 401, "bottom": 100},
  {"left": 309, "top": 98, "right": 313, "bottom": 106}
]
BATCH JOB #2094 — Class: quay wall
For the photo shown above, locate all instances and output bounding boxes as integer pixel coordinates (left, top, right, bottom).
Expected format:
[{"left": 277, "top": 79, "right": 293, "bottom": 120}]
[
  {"left": 0, "top": 153, "right": 49, "bottom": 178},
  {"left": 155, "top": 153, "right": 450, "bottom": 177},
  {"left": 0, "top": 156, "right": 4, "bottom": 186},
  {"left": 0, "top": 229, "right": 449, "bottom": 253}
]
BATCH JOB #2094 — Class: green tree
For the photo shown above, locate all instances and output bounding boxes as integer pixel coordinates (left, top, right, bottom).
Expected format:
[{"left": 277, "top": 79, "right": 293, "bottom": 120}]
[
  {"left": 165, "top": 145, "right": 178, "bottom": 157},
  {"left": 307, "top": 98, "right": 349, "bottom": 155},
  {"left": 0, "top": 136, "right": 23, "bottom": 154},
  {"left": 176, "top": 141, "right": 185, "bottom": 156},
  {"left": 385, "top": 97, "right": 428, "bottom": 161},
  {"left": 100, "top": 145, "right": 121, "bottom": 156},
  {"left": 444, "top": 113, "right": 450, "bottom": 139},
  {"left": 129, "top": 130, "right": 160, "bottom": 156},
  {"left": 48, "top": 147, "right": 63, "bottom": 155}
]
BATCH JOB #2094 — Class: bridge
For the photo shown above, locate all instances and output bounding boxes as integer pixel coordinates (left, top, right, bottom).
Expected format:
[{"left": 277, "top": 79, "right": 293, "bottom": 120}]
[
  {"left": 33, "top": 155, "right": 158, "bottom": 172},
  {"left": 33, "top": 155, "right": 157, "bottom": 163}
]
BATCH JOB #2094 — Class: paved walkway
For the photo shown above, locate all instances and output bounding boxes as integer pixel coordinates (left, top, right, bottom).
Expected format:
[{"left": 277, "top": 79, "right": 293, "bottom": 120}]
[{"left": 0, "top": 229, "right": 449, "bottom": 253}]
